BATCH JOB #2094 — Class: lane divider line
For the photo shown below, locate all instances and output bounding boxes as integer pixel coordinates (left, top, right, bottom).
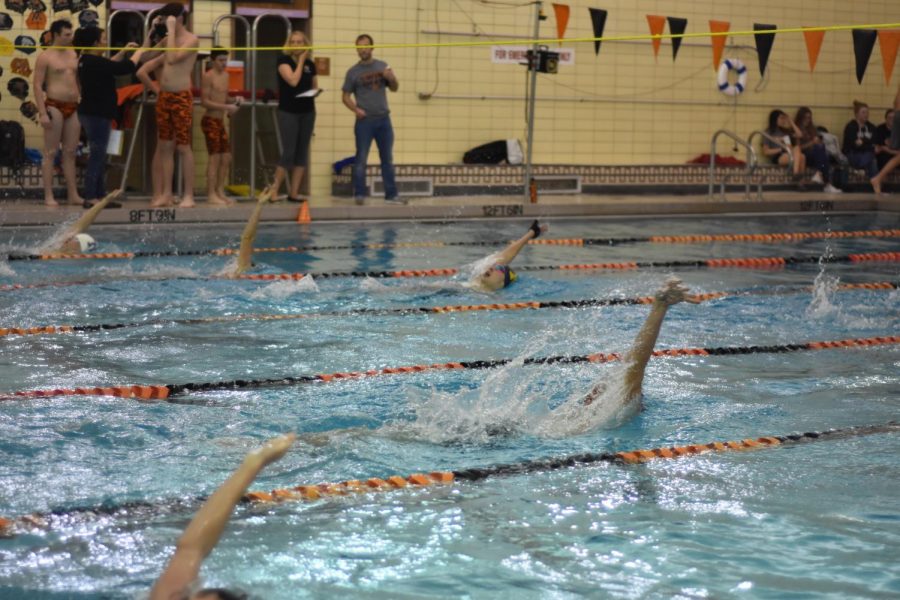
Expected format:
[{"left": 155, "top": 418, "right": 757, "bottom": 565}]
[
  {"left": 2, "top": 422, "right": 896, "bottom": 538},
  {"left": 2, "top": 281, "right": 897, "bottom": 340},
  {"left": 2, "top": 252, "right": 900, "bottom": 294},
  {"left": 2, "top": 336, "right": 898, "bottom": 402},
  {"left": 7, "top": 229, "right": 900, "bottom": 262}
]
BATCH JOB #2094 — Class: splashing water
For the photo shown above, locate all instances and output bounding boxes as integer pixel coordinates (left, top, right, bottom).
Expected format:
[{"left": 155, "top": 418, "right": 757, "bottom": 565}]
[
  {"left": 249, "top": 276, "right": 319, "bottom": 299},
  {"left": 389, "top": 319, "right": 642, "bottom": 443},
  {"left": 807, "top": 244, "right": 840, "bottom": 318}
]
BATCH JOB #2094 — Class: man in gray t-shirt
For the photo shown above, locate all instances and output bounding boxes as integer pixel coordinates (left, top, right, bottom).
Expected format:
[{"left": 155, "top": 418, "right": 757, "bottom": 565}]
[{"left": 341, "top": 33, "right": 401, "bottom": 203}]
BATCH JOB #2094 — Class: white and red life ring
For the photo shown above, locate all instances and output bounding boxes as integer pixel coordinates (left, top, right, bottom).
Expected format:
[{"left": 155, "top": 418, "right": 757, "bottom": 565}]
[{"left": 717, "top": 58, "right": 748, "bottom": 96}]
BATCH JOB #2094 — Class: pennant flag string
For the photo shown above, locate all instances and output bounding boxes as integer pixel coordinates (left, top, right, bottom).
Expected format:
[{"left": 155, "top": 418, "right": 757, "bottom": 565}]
[
  {"left": 646, "top": 15, "right": 666, "bottom": 60},
  {"left": 852, "top": 29, "right": 878, "bottom": 83},
  {"left": 753, "top": 23, "right": 777, "bottom": 76},
  {"left": 552, "top": 3, "right": 570, "bottom": 46},
  {"left": 877, "top": 29, "right": 900, "bottom": 84},
  {"left": 667, "top": 16, "right": 688, "bottom": 61}
]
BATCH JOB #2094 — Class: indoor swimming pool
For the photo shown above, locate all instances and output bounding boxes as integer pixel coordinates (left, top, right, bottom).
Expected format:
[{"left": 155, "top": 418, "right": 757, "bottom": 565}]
[{"left": 0, "top": 212, "right": 898, "bottom": 598}]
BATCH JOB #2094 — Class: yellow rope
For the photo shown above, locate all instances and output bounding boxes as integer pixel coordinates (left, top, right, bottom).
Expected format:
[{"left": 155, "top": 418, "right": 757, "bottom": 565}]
[{"left": 28, "top": 22, "right": 900, "bottom": 53}]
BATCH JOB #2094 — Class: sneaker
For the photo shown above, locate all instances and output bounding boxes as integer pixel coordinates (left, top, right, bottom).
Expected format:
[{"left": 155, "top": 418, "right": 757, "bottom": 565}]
[
  {"left": 354, "top": 195, "right": 366, "bottom": 205},
  {"left": 823, "top": 183, "right": 843, "bottom": 194},
  {"left": 384, "top": 195, "right": 407, "bottom": 205},
  {"left": 811, "top": 172, "right": 824, "bottom": 184}
]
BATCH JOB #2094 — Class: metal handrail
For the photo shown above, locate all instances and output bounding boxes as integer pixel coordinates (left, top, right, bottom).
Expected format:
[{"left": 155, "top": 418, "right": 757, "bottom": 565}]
[
  {"left": 709, "top": 129, "right": 757, "bottom": 201},
  {"left": 251, "top": 14, "right": 292, "bottom": 199},
  {"left": 213, "top": 15, "right": 252, "bottom": 199}
]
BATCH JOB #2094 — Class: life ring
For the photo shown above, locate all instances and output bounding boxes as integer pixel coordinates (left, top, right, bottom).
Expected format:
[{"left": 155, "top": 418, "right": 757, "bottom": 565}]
[{"left": 717, "top": 58, "right": 748, "bottom": 96}]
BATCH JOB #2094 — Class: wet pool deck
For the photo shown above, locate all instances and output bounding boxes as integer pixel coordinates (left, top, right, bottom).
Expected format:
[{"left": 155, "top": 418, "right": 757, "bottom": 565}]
[{"left": 1, "top": 191, "right": 898, "bottom": 227}]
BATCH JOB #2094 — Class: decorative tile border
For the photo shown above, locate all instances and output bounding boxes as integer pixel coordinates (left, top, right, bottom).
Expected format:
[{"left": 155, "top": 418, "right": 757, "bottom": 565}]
[{"left": 333, "top": 164, "right": 897, "bottom": 197}]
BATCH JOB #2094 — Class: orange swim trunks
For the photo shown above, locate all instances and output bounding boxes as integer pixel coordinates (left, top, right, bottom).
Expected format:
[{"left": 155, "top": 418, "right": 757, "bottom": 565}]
[
  {"left": 156, "top": 90, "right": 193, "bottom": 146},
  {"left": 201, "top": 115, "right": 230, "bottom": 154},
  {"left": 45, "top": 97, "right": 78, "bottom": 120}
]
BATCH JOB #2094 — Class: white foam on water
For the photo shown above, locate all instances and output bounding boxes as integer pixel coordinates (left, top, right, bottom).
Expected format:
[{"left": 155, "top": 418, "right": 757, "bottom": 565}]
[{"left": 249, "top": 276, "right": 319, "bottom": 299}]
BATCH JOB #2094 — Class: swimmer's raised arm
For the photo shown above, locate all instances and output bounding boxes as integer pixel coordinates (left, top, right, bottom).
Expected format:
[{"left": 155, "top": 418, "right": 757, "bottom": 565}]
[
  {"left": 584, "top": 277, "right": 699, "bottom": 405},
  {"left": 149, "top": 433, "right": 296, "bottom": 600},
  {"left": 620, "top": 277, "right": 700, "bottom": 401},
  {"left": 494, "top": 220, "right": 547, "bottom": 266},
  {"left": 52, "top": 190, "right": 122, "bottom": 253},
  {"left": 232, "top": 186, "right": 275, "bottom": 276}
]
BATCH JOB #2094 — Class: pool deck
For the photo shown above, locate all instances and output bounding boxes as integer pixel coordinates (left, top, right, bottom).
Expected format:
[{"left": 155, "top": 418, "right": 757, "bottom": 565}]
[{"left": 1, "top": 191, "right": 899, "bottom": 227}]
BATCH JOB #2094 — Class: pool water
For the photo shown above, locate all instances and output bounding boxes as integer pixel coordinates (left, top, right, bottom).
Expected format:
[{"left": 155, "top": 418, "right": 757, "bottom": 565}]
[{"left": 0, "top": 212, "right": 898, "bottom": 598}]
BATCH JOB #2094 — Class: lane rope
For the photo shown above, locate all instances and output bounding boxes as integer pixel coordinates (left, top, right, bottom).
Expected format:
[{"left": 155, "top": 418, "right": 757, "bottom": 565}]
[
  {"left": 2, "top": 251, "right": 900, "bottom": 294},
  {"left": 8, "top": 229, "right": 900, "bottom": 262},
  {"left": 2, "top": 422, "right": 896, "bottom": 537},
  {"left": 1, "top": 281, "right": 896, "bottom": 340},
  {"left": 2, "top": 335, "right": 897, "bottom": 403}
]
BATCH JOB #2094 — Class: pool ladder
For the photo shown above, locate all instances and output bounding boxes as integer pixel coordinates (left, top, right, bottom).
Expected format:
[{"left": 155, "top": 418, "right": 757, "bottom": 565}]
[
  {"left": 709, "top": 129, "right": 797, "bottom": 201},
  {"left": 709, "top": 129, "right": 757, "bottom": 201}
]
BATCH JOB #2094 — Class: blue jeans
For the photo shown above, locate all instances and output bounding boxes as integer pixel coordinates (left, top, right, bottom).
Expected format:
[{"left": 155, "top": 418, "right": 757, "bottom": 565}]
[
  {"left": 353, "top": 115, "right": 397, "bottom": 198},
  {"left": 802, "top": 143, "right": 830, "bottom": 181},
  {"left": 80, "top": 114, "right": 111, "bottom": 201},
  {"left": 847, "top": 150, "right": 877, "bottom": 178}
]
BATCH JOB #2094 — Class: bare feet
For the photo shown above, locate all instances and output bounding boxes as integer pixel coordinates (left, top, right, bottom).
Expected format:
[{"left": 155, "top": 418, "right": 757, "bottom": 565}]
[
  {"left": 178, "top": 196, "right": 196, "bottom": 208},
  {"left": 67, "top": 196, "right": 85, "bottom": 206},
  {"left": 654, "top": 276, "right": 702, "bottom": 306},
  {"left": 44, "top": 198, "right": 60, "bottom": 207},
  {"left": 206, "top": 194, "right": 233, "bottom": 206},
  {"left": 871, "top": 177, "right": 882, "bottom": 195},
  {"left": 150, "top": 195, "right": 175, "bottom": 208}
]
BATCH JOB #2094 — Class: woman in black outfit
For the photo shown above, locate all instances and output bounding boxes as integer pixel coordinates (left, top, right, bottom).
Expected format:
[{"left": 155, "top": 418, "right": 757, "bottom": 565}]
[
  {"left": 266, "top": 30, "right": 317, "bottom": 203},
  {"left": 74, "top": 27, "right": 147, "bottom": 208}
]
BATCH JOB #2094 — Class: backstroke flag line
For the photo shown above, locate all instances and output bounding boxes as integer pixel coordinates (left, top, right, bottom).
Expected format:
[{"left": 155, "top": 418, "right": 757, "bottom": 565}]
[{"left": 589, "top": 7, "right": 608, "bottom": 56}]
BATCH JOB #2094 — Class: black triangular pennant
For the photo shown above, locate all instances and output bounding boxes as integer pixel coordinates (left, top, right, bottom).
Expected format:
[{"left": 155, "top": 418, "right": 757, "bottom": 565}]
[
  {"left": 852, "top": 29, "right": 877, "bottom": 84},
  {"left": 667, "top": 17, "right": 687, "bottom": 61},
  {"left": 589, "top": 8, "right": 608, "bottom": 56},
  {"left": 753, "top": 23, "right": 776, "bottom": 76}
]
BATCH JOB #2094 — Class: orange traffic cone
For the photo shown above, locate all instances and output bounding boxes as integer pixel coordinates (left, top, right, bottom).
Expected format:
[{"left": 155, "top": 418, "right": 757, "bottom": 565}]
[{"left": 296, "top": 200, "right": 311, "bottom": 224}]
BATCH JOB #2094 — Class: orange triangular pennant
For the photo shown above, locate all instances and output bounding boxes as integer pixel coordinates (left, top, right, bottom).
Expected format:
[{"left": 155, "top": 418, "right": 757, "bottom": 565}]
[
  {"left": 802, "top": 28, "right": 825, "bottom": 73},
  {"left": 646, "top": 15, "right": 666, "bottom": 59},
  {"left": 709, "top": 20, "right": 730, "bottom": 69},
  {"left": 878, "top": 30, "right": 900, "bottom": 85},
  {"left": 552, "top": 4, "right": 570, "bottom": 46}
]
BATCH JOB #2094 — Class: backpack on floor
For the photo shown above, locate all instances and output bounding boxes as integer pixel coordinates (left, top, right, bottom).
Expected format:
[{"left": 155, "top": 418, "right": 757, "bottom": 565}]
[{"left": 0, "top": 120, "right": 26, "bottom": 171}]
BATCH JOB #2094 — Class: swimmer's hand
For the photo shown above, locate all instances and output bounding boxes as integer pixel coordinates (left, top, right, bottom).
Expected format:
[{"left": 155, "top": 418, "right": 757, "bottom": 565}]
[
  {"left": 245, "top": 433, "right": 296, "bottom": 468},
  {"left": 256, "top": 184, "right": 276, "bottom": 204},
  {"left": 528, "top": 219, "right": 548, "bottom": 239},
  {"left": 654, "top": 276, "right": 702, "bottom": 306}
]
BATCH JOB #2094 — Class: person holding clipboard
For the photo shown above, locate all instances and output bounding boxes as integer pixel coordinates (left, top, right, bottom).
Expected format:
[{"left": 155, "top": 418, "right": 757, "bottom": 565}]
[{"left": 266, "top": 30, "right": 318, "bottom": 203}]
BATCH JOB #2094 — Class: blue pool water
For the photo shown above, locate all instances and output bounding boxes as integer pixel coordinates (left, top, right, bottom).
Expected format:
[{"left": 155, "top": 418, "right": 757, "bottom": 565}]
[{"left": 0, "top": 212, "right": 898, "bottom": 598}]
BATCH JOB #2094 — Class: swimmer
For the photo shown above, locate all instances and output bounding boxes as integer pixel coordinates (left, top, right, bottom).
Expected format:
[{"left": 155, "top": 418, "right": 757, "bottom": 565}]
[
  {"left": 582, "top": 276, "right": 700, "bottom": 408},
  {"left": 229, "top": 185, "right": 275, "bottom": 276},
  {"left": 304, "top": 277, "right": 700, "bottom": 445},
  {"left": 471, "top": 220, "right": 547, "bottom": 291},
  {"left": 150, "top": 433, "right": 296, "bottom": 600},
  {"left": 49, "top": 189, "right": 122, "bottom": 253}
]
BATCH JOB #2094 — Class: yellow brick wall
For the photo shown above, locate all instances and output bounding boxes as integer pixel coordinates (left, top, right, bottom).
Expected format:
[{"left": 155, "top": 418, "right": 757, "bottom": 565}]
[
  {"left": 2, "top": 1, "right": 897, "bottom": 200},
  {"left": 308, "top": 0, "right": 899, "bottom": 198}
]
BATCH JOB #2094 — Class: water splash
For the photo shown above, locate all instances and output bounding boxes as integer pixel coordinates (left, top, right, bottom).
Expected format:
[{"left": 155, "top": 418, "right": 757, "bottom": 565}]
[
  {"left": 806, "top": 243, "right": 839, "bottom": 318},
  {"left": 249, "top": 276, "right": 319, "bottom": 299}
]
